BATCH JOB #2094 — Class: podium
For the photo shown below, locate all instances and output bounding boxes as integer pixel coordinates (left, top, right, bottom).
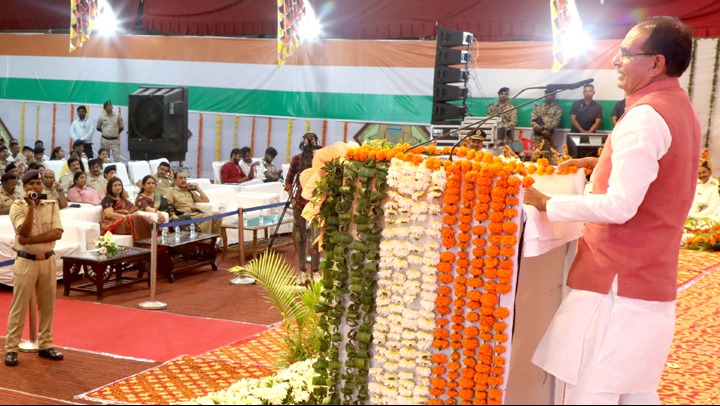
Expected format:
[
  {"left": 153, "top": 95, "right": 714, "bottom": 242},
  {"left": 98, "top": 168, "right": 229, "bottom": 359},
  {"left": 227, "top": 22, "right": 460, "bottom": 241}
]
[{"left": 566, "top": 133, "right": 607, "bottom": 158}]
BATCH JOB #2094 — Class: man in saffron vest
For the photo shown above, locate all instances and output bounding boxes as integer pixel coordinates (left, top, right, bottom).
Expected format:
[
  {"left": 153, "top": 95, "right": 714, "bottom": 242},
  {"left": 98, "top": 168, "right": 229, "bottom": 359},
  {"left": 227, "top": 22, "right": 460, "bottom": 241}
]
[{"left": 524, "top": 17, "right": 699, "bottom": 404}]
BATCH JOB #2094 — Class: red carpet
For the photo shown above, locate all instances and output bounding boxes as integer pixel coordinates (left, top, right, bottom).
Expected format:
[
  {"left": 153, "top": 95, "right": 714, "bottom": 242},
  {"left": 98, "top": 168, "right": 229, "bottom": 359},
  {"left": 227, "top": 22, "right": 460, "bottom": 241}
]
[{"left": 0, "top": 291, "right": 267, "bottom": 362}]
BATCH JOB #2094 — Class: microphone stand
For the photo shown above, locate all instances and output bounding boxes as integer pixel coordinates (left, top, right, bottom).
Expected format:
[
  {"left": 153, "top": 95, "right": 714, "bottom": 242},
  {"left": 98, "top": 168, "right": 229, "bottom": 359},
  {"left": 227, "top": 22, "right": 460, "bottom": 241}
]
[
  {"left": 405, "top": 86, "right": 557, "bottom": 155},
  {"left": 447, "top": 87, "right": 569, "bottom": 160},
  {"left": 267, "top": 145, "right": 314, "bottom": 252}
]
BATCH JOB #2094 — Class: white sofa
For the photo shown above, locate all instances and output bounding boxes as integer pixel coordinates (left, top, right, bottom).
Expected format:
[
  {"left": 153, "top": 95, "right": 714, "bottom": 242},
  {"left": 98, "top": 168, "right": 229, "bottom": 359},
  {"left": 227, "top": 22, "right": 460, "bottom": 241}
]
[{"left": 0, "top": 217, "right": 85, "bottom": 286}]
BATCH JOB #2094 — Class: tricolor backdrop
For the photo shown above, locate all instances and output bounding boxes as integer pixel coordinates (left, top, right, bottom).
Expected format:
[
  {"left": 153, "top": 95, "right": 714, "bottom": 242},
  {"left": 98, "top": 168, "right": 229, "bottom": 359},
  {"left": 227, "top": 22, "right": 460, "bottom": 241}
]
[{"left": 0, "top": 33, "right": 718, "bottom": 178}]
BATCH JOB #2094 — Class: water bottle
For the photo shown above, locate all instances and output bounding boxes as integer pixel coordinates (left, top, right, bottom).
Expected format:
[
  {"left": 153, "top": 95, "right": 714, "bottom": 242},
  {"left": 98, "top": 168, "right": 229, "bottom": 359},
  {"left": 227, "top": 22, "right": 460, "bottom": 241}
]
[
  {"left": 189, "top": 222, "right": 196, "bottom": 238},
  {"left": 272, "top": 207, "right": 279, "bottom": 223},
  {"left": 174, "top": 225, "right": 181, "bottom": 241},
  {"left": 258, "top": 215, "right": 264, "bottom": 226},
  {"left": 161, "top": 226, "right": 168, "bottom": 242}
]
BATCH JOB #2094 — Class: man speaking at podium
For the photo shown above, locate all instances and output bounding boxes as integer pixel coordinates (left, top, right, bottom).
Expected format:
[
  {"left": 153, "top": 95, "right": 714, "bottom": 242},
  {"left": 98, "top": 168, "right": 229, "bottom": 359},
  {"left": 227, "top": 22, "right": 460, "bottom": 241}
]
[{"left": 524, "top": 17, "right": 700, "bottom": 404}]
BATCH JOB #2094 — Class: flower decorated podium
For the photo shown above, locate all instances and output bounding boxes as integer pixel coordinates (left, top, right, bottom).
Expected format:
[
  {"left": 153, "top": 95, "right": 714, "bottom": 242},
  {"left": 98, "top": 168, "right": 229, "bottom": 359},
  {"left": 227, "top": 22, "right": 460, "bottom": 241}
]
[{"left": 300, "top": 143, "right": 585, "bottom": 405}]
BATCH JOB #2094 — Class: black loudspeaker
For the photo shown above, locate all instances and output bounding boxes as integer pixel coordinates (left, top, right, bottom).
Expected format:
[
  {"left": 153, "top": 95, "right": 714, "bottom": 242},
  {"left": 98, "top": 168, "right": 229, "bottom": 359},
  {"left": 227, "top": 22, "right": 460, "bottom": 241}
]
[
  {"left": 432, "top": 28, "right": 473, "bottom": 125},
  {"left": 128, "top": 86, "right": 189, "bottom": 162}
]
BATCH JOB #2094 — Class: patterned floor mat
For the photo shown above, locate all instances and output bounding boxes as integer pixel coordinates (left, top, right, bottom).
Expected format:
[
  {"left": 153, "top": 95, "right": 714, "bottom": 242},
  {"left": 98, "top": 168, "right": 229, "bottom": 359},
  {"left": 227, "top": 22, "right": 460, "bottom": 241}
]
[
  {"left": 77, "top": 324, "right": 286, "bottom": 404},
  {"left": 677, "top": 249, "right": 720, "bottom": 290},
  {"left": 660, "top": 254, "right": 720, "bottom": 404}
]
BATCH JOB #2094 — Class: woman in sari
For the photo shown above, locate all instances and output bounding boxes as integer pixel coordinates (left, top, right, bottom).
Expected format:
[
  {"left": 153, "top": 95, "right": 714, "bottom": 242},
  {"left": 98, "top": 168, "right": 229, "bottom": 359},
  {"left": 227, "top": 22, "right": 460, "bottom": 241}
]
[
  {"left": 101, "top": 177, "right": 154, "bottom": 241},
  {"left": 135, "top": 175, "right": 179, "bottom": 223},
  {"left": 67, "top": 172, "right": 102, "bottom": 205}
]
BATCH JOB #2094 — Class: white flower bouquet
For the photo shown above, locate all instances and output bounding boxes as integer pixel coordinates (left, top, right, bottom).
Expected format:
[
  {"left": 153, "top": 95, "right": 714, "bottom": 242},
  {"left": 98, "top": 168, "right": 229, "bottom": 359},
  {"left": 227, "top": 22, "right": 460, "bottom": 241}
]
[{"left": 95, "top": 231, "right": 120, "bottom": 256}]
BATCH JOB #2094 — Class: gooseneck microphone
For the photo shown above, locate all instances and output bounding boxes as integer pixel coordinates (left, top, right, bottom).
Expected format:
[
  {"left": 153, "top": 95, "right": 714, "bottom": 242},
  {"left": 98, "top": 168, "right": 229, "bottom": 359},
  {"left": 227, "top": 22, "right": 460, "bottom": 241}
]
[{"left": 545, "top": 78, "right": 594, "bottom": 92}]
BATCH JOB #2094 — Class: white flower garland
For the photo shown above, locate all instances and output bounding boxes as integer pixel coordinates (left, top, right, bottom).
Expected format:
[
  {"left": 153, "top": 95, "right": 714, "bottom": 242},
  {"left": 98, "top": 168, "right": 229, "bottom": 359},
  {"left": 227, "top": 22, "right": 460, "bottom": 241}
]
[{"left": 369, "top": 158, "right": 446, "bottom": 405}]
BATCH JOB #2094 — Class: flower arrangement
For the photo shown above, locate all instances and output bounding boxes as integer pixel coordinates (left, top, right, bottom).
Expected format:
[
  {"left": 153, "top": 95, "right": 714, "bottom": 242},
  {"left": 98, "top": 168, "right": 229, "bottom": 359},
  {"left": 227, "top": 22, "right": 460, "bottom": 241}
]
[
  {"left": 683, "top": 217, "right": 720, "bottom": 251},
  {"left": 182, "top": 357, "right": 318, "bottom": 405},
  {"left": 95, "top": 231, "right": 119, "bottom": 256}
]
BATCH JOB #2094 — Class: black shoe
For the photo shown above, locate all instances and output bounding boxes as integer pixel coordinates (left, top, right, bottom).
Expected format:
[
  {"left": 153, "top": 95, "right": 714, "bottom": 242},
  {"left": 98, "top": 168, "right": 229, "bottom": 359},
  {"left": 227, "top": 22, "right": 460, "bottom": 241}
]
[
  {"left": 38, "top": 348, "right": 64, "bottom": 361},
  {"left": 4, "top": 352, "right": 18, "bottom": 366}
]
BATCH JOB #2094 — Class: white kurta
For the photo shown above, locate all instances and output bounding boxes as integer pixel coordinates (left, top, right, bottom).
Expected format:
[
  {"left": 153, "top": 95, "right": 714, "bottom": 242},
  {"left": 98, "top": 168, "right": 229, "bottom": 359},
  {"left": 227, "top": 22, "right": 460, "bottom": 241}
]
[
  {"left": 532, "top": 105, "right": 677, "bottom": 393},
  {"left": 687, "top": 178, "right": 720, "bottom": 218}
]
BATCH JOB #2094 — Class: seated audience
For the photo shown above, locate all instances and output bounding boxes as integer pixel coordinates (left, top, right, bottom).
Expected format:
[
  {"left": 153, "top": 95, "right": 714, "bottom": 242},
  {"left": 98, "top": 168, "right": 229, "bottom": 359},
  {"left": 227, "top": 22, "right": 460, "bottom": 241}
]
[
  {"left": 239, "top": 146, "right": 265, "bottom": 182},
  {"left": 97, "top": 148, "right": 110, "bottom": 164},
  {"left": 5, "top": 163, "right": 24, "bottom": 199},
  {"left": 166, "top": 171, "right": 221, "bottom": 234},
  {"left": 71, "top": 139, "right": 88, "bottom": 162},
  {"left": 0, "top": 173, "right": 19, "bottom": 214},
  {"left": 49, "top": 146, "right": 66, "bottom": 161},
  {"left": 0, "top": 146, "right": 9, "bottom": 175},
  {"left": 103, "top": 164, "right": 128, "bottom": 198},
  {"left": 34, "top": 140, "right": 50, "bottom": 161},
  {"left": 86, "top": 158, "right": 107, "bottom": 196},
  {"left": 261, "top": 147, "right": 282, "bottom": 182},
  {"left": 33, "top": 147, "right": 46, "bottom": 165},
  {"left": 60, "top": 157, "right": 83, "bottom": 192},
  {"left": 688, "top": 160, "right": 720, "bottom": 219},
  {"left": 221, "top": 148, "right": 254, "bottom": 184},
  {"left": 67, "top": 172, "right": 102, "bottom": 205},
  {"left": 41, "top": 169, "right": 68, "bottom": 209},
  {"left": 101, "top": 177, "right": 154, "bottom": 241},
  {"left": 148, "top": 161, "right": 174, "bottom": 195},
  {"left": 135, "top": 175, "right": 178, "bottom": 223}
]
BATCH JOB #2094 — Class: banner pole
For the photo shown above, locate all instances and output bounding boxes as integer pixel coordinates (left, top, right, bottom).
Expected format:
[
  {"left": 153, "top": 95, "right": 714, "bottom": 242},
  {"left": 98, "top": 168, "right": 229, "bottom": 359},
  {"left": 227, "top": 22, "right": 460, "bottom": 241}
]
[
  {"left": 230, "top": 207, "right": 255, "bottom": 285},
  {"left": 139, "top": 221, "right": 168, "bottom": 309}
]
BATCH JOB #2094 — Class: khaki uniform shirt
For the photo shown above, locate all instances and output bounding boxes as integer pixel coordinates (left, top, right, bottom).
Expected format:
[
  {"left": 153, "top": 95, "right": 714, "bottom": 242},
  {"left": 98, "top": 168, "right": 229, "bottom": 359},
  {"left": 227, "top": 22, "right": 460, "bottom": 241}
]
[
  {"left": 10, "top": 199, "right": 62, "bottom": 255},
  {"left": 87, "top": 174, "right": 107, "bottom": 196},
  {"left": 97, "top": 111, "right": 124, "bottom": 139},
  {"left": 155, "top": 175, "right": 174, "bottom": 196},
  {"left": 0, "top": 190, "right": 15, "bottom": 212},
  {"left": 165, "top": 186, "right": 202, "bottom": 214},
  {"left": 487, "top": 101, "right": 518, "bottom": 130},
  {"left": 13, "top": 182, "right": 24, "bottom": 199},
  {"left": 41, "top": 187, "right": 61, "bottom": 205},
  {"left": 60, "top": 172, "right": 76, "bottom": 192}
]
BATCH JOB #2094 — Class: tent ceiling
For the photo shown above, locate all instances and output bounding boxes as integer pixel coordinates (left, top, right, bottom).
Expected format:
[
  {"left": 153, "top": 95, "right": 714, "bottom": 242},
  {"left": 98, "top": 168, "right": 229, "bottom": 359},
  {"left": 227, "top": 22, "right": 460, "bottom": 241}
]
[{"left": 1, "top": 0, "right": 719, "bottom": 40}]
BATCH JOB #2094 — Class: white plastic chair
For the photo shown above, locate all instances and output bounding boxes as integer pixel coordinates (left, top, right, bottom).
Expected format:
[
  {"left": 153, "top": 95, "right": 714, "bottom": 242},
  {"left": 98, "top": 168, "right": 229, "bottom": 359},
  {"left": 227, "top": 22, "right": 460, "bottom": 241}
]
[
  {"left": 148, "top": 158, "right": 170, "bottom": 176},
  {"left": 212, "top": 161, "right": 227, "bottom": 184},
  {"left": 127, "top": 161, "right": 152, "bottom": 184},
  {"left": 103, "top": 162, "right": 132, "bottom": 187},
  {"left": 45, "top": 160, "right": 67, "bottom": 178}
]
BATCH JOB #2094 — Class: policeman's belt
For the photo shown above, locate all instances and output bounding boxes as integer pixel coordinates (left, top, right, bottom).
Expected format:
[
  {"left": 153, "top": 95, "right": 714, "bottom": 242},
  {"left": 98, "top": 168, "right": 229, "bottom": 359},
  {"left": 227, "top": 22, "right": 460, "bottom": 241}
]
[{"left": 17, "top": 250, "right": 55, "bottom": 261}]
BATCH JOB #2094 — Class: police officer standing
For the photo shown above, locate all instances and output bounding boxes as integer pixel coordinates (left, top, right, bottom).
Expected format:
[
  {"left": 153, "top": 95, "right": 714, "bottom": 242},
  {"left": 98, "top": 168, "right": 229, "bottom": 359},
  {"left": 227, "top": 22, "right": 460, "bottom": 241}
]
[{"left": 4, "top": 169, "right": 64, "bottom": 367}]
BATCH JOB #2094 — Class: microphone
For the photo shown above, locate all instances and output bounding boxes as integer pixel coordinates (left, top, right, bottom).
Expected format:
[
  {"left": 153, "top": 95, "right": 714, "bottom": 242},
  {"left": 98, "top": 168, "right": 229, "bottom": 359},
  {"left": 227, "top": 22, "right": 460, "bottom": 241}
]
[{"left": 545, "top": 78, "right": 594, "bottom": 92}]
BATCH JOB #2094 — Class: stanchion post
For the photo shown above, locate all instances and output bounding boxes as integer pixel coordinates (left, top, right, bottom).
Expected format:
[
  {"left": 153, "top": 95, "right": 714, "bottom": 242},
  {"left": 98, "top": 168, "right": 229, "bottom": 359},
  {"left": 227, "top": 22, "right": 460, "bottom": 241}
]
[
  {"left": 138, "top": 221, "right": 168, "bottom": 309},
  {"left": 230, "top": 207, "right": 255, "bottom": 285},
  {"left": 18, "top": 292, "right": 38, "bottom": 352}
]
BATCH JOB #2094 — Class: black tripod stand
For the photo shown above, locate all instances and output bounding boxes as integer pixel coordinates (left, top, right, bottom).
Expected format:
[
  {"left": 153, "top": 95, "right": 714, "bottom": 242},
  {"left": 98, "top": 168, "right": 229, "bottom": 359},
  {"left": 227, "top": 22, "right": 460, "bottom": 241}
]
[{"left": 267, "top": 145, "right": 315, "bottom": 255}]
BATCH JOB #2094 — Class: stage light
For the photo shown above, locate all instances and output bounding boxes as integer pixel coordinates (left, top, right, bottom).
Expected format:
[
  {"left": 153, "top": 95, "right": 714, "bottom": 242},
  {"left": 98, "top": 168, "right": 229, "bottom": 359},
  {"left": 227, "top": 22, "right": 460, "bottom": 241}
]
[
  {"left": 95, "top": 3, "right": 119, "bottom": 36},
  {"left": 299, "top": 2, "right": 322, "bottom": 41}
]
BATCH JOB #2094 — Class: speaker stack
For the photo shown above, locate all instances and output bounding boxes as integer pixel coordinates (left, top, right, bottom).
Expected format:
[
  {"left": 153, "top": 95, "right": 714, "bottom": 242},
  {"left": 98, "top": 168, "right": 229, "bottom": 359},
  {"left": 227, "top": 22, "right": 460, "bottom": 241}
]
[{"left": 128, "top": 86, "right": 189, "bottom": 163}]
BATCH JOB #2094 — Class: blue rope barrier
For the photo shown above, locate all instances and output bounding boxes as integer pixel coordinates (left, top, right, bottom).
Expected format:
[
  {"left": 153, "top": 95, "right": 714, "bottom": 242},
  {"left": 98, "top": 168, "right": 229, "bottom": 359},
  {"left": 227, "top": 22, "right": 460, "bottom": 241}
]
[{"left": 0, "top": 259, "right": 14, "bottom": 267}]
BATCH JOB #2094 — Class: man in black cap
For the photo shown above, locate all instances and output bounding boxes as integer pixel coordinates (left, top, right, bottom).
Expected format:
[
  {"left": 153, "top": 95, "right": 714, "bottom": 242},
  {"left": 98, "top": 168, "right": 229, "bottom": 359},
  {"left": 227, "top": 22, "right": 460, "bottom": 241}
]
[
  {"left": 34, "top": 140, "right": 50, "bottom": 161},
  {"left": 4, "top": 169, "right": 64, "bottom": 367},
  {"left": 33, "top": 147, "right": 46, "bottom": 165},
  {"left": 487, "top": 86, "right": 518, "bottom": 141},
  {"left": 71, "top": 140, "right": 88, "bottom": 162}
]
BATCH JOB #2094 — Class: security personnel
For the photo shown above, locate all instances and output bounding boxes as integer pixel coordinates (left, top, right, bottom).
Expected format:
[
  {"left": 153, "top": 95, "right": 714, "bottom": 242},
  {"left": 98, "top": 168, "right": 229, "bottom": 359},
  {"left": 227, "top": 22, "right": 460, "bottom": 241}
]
[
  {"left": 165, "top": 171, "right": 221, "bottom": 234},
  {"left": 0, "top": 173, "right": 19, "bottom": 214},
  {"left": 4, "top": 169, "right": 64, "bottom": 367}
]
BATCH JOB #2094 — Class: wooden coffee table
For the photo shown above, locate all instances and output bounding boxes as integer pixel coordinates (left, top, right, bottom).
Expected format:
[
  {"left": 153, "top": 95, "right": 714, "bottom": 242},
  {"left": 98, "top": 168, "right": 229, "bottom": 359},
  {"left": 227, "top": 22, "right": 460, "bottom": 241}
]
[
  {"left": 62, "top": 247, "right": 151, "bottom": 300},
  {"left": 135, "top": 232, "right": 219, "bottom": 283}
]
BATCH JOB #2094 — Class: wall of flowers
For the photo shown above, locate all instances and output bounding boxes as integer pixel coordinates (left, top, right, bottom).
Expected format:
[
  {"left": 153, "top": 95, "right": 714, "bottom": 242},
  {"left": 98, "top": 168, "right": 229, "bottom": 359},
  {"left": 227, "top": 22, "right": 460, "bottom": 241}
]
[{"left": 304, "top": 143, "right": 575, "bottom": 405}]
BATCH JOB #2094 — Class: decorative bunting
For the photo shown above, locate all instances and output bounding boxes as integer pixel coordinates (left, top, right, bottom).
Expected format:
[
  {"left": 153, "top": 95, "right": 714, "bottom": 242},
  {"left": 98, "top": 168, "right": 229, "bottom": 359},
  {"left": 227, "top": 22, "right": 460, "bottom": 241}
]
[
  {"left": 35, "top": 105, "right": 40, "bottom": 141},
  {"left": 20, "top": 102, "right": 25, "bottom": 147},
  {"left": 305, "top": 119, "right": 310, "bottom": 133},
  {"left": 322, "top": 119, "right": 327, "bottom": 146},
  {"left": 198, "top": 114, "right": 203, "bottom": 178},
  {"left": 550, "top": 0, "right": 583, "bottom": 72},
  {"left": 233, "top": 115, "right": 239, "bottom": 148},
  {"left": 277, "top": 0, "right": 308, "bottom": 66},
  {"left": 216, "top": 114, "right": 222, "bottom": 161},
  {"left": 70, "top": 0, "right": 103, "bottom": 52},
  {"left": 52, "top": 103, "right": 57, "bottom": 150}
]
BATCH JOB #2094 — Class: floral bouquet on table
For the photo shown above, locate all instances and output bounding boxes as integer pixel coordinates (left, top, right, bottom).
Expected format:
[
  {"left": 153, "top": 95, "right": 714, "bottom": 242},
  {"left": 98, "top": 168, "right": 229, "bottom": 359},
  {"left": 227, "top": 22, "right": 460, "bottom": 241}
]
[
  {"left": 95, "top": 231, "right": 120, "bottom": 256},
  {"left": 683, "top": 217, "right": 720, "bottom": 251}
]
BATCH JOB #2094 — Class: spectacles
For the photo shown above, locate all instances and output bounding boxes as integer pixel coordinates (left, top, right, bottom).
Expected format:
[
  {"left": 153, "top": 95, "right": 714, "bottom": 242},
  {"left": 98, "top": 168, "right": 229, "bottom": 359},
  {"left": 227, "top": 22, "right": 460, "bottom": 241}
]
[{"left": 617, "top": 49, "right": 657, "bottom": 60}]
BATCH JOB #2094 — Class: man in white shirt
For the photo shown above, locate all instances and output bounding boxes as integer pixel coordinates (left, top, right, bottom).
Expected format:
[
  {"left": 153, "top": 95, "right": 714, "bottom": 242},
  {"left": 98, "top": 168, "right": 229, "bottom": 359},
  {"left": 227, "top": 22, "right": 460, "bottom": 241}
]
[
  {"left": 70, "top": 105, "right": 95, "bottom": 158},
  {"left": 524, "top": 17, "right": 699, "bottom": 404},
  {"left": 238, "top": 146, "right": 264, "bottom": 182},
  {"left": 687, "top": 161, "right": 720, "bottom": 218}
]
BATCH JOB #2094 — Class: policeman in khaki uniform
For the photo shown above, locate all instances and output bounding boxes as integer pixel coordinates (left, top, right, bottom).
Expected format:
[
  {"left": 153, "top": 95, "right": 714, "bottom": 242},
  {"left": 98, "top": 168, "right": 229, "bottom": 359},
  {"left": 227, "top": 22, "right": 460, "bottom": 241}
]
[
  {"left": 0, "top": 173, "right": 19, "bottom": 214},
  {"left": 165, "top": 171, "right": 221, "bottom": 235},
  {"left": 4, "top": 170, "right": 64, "bottom": 367}
]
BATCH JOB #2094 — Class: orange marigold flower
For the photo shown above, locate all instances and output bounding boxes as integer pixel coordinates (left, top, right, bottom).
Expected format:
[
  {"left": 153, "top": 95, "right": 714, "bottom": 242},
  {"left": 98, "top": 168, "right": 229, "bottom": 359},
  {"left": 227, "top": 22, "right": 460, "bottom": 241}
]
[
  {"left": 433, "top": 338, "right": 449, "bottom": 349},
  {"left": 495, "top": 284, "right": 511, "bottom": 294},
  {"left": 467, "top": 278, "right": 483, "bottom": 289},
  {"left": 522, "top": 176, "right": 535, "bottom": 188},
  {"left": 486, "top": 245, "right": 500, "bottom": 258},
  {"left": 447, "top": 388, "right": 459, "bottom": 397},
  {"left": 459, "top": 223, "right": 472, "bottom": 233},
  {"left": 444, "top": 215, "right": 458, "bottom": 225},
  {"left": 436, "top": 295, "right": 452, "bottom": 307},
  {"left": 488, "top": 222, "right": 503, "bottom": 234},
  {"left": 452, "top": 324, "right": 465, "bottom": 333},
  {"left": 480, "top": 315, "right": 495, "bottom": 326},
  {"left": 492, "top": 356, "right": 506, "bottom": 366},
  {"left": 466, "top": 312, "right": 480, "bottom": 322},
  {"left": 499, "top": 247, "right": 515, "bottom": 257},
  {"left": 466, "top": 290, "right": 482, "bottom": 301},
  {"left": 437, "top": 317, "right": 449, "bottom": 326},
  {"left": 490, "top": 366, "right": 505, "bottom": 376},
  {"left": 458, "top": 233, "right": 471, "bottom": 243},
  {"left": 437, "top": 305, "right": 451, "bottom": 315},
  {"left": 429, "top": 389, "right": 444, "bottom": 399},
  {"left": 439, "top": 285, "right": 452, "bottom": 296},
  {"left": 502, "top": 221, "right": 518, "bottom": 234},
  {"left": 493, "top": 321, "right": 507, "bottom": 332},
  {"left": 498, "top": 268, "right": 513, "bottom": 279},
  {"left": 432, "top": 365, "right": 447, "bottom": 375},
  {"left": 460, "top": 388, "right": 475, "bottom": 401},
  {"left": 432, "top": 353, "right": 448, "bottom": 364},
  {"left": 494, "top": 333, "right": 508, "bottom": 343},
  {"left": 431, "top": 377, "right": 448, "bottom": 389},
  {"left": 506, "top": 196, "right": 520, "bottom": 206},
  {"left": 453, "top": 298, "right": 466, "bottom": 308},
  {"left": 444, "top": 204, "right": 460, "bottom": 215},
  {"left": 451, "top": 316, "right": 465, "bottom": 325},
  {"left": 448, "top": 361, "right": 462, "bottom": 371},
  {"left": 437, "top": 262, "right": 453, "bottom": 274},
  {"left": 484, "top": 267, "right": 499, "bottom": 279},
  {"left": 434, "top": 327, "right": 450, "bottom": 339},
  {"left": 494, "top": 307, "right": 510, "bottom": 319},
  {"left": 480, "top": 333, "right": 493, "bottom": 342},
  {"left": 440, "top": 252, "right": 456, "bottom": 262},
  {"left": 442, "top": 238, "right": 456, "bottom": 249},
  {"left": 494, "top": 345, "right": 506, "bottom": 354}
]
